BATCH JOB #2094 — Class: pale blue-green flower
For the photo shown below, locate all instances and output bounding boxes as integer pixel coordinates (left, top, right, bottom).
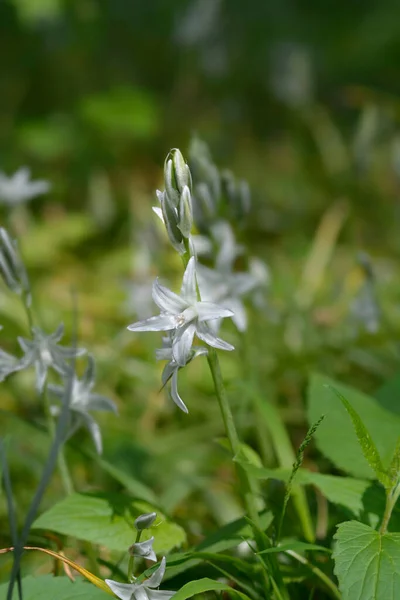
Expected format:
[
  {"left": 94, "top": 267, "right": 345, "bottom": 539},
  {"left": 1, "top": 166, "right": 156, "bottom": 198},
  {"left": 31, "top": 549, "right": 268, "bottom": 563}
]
[
  {"left": 134, "top": 512, "right": 157, "bottom": 531},
  {"left": 0, "top": 227, "right": 30, "bottom": 299},
  {"left": 18, "top": 324, "right": 85, "bottom": 393},
  {"left": 0, "top": 348, "right": 24, "bottom": 381},
  {"left": 128, "top": 256, "right": 234, "bottom": 367},
  {"left": 0, "top": 167, "right": 50, "bottom": 206},
  {"left": 48, "top": 354, "right": 117, "bottom": 454},
  {"left": 105, "top": 557, "right": 174, "bottom": 600},
  {"left": 156, "top": 333, "right": 207, "bottom": 413},
  {"left": 129, "top": 536, "right": 157, "bottom": 562}
]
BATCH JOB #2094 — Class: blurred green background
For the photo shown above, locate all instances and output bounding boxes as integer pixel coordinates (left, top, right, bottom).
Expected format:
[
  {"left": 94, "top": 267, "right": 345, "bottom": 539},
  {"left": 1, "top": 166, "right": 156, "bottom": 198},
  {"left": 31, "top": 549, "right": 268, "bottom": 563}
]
[{"left": 2, "top": 0, "right": 400, "bottom": 580}]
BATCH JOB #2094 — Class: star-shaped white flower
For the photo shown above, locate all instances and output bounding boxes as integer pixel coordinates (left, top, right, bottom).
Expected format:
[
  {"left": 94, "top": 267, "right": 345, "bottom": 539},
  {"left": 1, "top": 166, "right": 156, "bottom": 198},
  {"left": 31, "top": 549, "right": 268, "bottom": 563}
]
[
  {"left": 106, "top": 557, "right": 175, "bottom": 600},
  {"left": 128, "top": 257, "right": 234, "bottom": 366},
  {"left": 0, "top": 167, "right": 50, "bottom": 206}
]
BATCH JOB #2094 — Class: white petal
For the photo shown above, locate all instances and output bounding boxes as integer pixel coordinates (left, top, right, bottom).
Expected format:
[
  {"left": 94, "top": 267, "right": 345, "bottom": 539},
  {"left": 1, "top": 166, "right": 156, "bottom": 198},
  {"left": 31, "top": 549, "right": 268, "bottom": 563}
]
[
  {"left": 105, "top": 579, "right": 136, "bottom": 600},
  {"left": 180, "top": 256, "right": 197, "bottom": 304},
  {"left": 161, "top": 360, "right": 178, "bottom": 386},
  {"left": 172, "top": 323, "right": 196, "bottom": 366},
  {"left": 196, "top": 301, "right": 233, "bottom": 322},
  {"left": 223, "top": 297, "right": 247, "bottom": 332},
  {"left": 170, "top": 370, "right": 188, "bottom": 413},
  {"left": 85, "top": 394, "right": 118, "bottom": 414},
  {"left": 196, "top": 323, "right": 234, "bottom": 352},
  {"left": 152, "top": 279, "right": 187, "bottom": 314},
  {"left": 130, "top": 537, "right": 157, "bottom": 562},
  {"left": 233, "top": 272, "right": 257, "bottom": 296},
  {"left": 146, "top": 557, "right": 166, "bottom": 588},
  {"left": 128, "top": 314, "right": 176, "bottom": 332},
  {"left": 155, "top": 347, "right": 173, "bottom": 361},
  {"left": 152, "top": 206, "right": 164, "bottom": 222}
]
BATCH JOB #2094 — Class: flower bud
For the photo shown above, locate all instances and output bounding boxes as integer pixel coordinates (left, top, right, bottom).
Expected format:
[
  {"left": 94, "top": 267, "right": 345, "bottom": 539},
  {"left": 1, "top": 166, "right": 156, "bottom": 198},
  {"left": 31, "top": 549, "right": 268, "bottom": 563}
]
[
  {"left": 0, "top": 228, "right": 30, "bottom": 300},
  {"left": 164, "top": 158, "right": 180, "bottom": 208},
  {"left": 178, "top": 185, "right": 193, "bottom": 238},
  {"left": 159, "top": 191, "right": 184, "bottom": 253},
  {"left": 134, "top": 512, "right": 157, "bottom": 531},
  {"left": 129, "top": 536, "right": 157, "bottom": 562},
  {"left": 171, "top": 148, "right": 192, "bottom": 193}
]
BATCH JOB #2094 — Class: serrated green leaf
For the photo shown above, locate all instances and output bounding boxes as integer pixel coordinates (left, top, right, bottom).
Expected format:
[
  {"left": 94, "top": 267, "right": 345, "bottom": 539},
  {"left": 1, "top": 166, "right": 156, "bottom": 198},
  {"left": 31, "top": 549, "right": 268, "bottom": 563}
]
[
  {"left": 171, "top": 578, "right": 251, "bottom": 600},
  {"left": 388, "top": 437, "right": 400, "bottom": 485},
  {"left": 333, "top": 521, "right": 400, "bottom": 600},
  {"left": 0, "top": 575, "right": 110, "bottom": 600},
  {"left": 32, "top": 493, "right": 185, "bottom": 554},
  {"left": 308, "top": 374, "right": 400, "bottom": 479},
  {"left": 328, "top": 385, "right": 390, "bottom": 487}
]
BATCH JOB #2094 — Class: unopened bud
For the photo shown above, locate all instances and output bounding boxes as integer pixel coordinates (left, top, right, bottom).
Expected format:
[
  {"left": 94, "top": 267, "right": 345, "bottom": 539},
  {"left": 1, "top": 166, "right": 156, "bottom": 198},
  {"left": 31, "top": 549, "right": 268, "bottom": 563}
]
[
  {"left": 160, "top": 191, "right": 184, "bottom": 253},
  {"left": 178, "top": 185, "right": 193, "bottom": 238},
  {"left": 171, "top": 148, "right": 192, "bottom": 193},
  {"left": 129, "top": 536, "right": 157, "bottom": 562},
  {"left": 164, "top": 158, "right": 180, "bottom": 208},
  {"left": 0, "top": 228, "right": 30, "bottom": 300},
  {"left": 134, "top": 512, "right": 157, "bottom": 531}
]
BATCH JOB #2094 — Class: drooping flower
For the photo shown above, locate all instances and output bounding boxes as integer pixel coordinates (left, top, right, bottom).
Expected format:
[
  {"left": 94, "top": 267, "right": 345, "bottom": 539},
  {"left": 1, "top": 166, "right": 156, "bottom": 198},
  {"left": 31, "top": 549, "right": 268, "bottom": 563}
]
[
  {"left": 18, "top": 323, "right": 85, "bottom": 393},
  {"left": 0, "top": 167, "right": 50, "bottom": 206},
  {"left": 48, "top": 354, "right": 117, "bottom": 454},
  {"left": 105, "top": 557, "right": 175, "bottom": 600},
  {"left": 129, "top": 536, "right": 157, "bottom": 563},
  {"left": 0, "top": 227, "right": 30, "bottom": 299},
  {"left": 128, "top": 257, "right": 234, "bottom": 367},
  {"left": 156, "top": 333, "right": 207, "bottom": 413}
]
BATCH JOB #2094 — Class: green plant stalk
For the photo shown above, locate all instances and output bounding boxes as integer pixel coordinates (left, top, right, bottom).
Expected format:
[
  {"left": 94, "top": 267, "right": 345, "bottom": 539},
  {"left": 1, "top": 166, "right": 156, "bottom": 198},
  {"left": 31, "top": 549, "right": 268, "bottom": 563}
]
[
  {"left": 127, "top": 531, "right": 141, "bottom": 581},
  {"left": 253, "top": 393, "right": 315, "bottom": 543},
  {"left": 287, "top": 550, "right": 341, "bottom": 599},
  {"left": 379, "top": 481, "right": 400, "bottom": 535},
  {"left": 43, "top": 391, "right": 74, "bottom": 496},
  {"left": 207, "top": 348, "right": 289, "bottom": 600}
]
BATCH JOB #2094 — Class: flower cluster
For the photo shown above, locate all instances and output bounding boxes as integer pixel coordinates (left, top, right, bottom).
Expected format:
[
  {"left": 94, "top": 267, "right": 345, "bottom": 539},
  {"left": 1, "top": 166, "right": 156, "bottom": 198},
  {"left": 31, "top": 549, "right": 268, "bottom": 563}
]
[
  {"left": 106, "top": 511, "right": 175, "bottom": 600},
  {"left": 0, "top": 226, "right": 116, "bottom": 454}
]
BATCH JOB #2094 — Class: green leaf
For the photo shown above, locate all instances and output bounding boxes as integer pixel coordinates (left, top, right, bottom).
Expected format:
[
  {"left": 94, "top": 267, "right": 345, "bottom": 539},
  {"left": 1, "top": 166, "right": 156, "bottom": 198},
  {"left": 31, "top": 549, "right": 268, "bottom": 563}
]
[
  {"left": 171, "top": 578, "right": 251, "bottom": 600},
  {"left": 388, "top": 437, "right": 400, "bottom": 485},
  {"left": 333, "top": 521, "right": 400, "bottom": 600},
  {"left": 307, "top": 374, "right": 400, "bottom": 478},
  {"left": 235, "top": 460, "right": 377, "bottom": 519},
  {"left": 32, "top": 493, "right": 185, "bottom": 554},
  {"left": 0, "top": 575, "right": 110, "bottom": 600},
  {"left": 328, "top": 385, "right": 390, "bottom": 487},
  {"left": 92, "top": 454, "right": 157, "bottom": 505},
  {"left": 375, "top": 373, "right": 400, "bottom": 416}
]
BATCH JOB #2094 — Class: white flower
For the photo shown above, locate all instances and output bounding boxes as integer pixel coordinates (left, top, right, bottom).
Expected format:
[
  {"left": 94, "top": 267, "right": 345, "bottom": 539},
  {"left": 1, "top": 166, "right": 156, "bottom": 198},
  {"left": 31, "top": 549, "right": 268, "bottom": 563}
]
[
  {"left": 105, "top": 557, "right": 175, "bottom": 600},
  {"left": 128, "top": 257, "right": 234, "bottom": 367},
  {"left": 0, "top": 167, "right": 50, "bottom": 206},
  {"left": 156, "top": 334, "right": 207, "bottom": 413},
  {"left": 48, "top": 355, "right": 117, "bottom": 454},
  {"left": 129, "top": 536, "right": 157, "bottom": 563}
]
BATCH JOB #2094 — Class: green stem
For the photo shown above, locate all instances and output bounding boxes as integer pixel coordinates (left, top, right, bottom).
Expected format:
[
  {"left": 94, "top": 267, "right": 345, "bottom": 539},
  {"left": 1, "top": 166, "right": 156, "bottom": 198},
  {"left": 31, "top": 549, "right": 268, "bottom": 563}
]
[
  {"left": 287, "top": 550, "right": 341, "bottom": 599},
  {"left": 379, "top": 482, "right": 400, "bottom": 535},
  {"left": 127, "top": 531, "right": 141, "bottom": 581},
  {"left": 206, "top": 348, "right": 289, "bottom": 600},
  {"left": 43, "top": 391, "right": 74, "bottom": 496}
]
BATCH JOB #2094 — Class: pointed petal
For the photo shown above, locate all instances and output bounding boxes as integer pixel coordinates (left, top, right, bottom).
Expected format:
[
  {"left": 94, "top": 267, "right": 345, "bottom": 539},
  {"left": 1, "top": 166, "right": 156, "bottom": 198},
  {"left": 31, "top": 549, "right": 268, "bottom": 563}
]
[
  {"left": 155, "top": 347, "right": 173, "bottom": 361},
  {"left": 233, "top": 272, "right": 257, "bottom": 296},
  {"left": 105, "top": 579, "right": 136, "bottom": 600},
  {"left": 152, "top": 206, "right": 164, "bottom": 222},
  {"left": 170, "top": 370, "right": 188, "bottom": 413},
  {"left": 146, "top": 556, "right": 166, "bottom": 588},
  {"left": 130, "top": 536, "right": 157, "bottom": 562},
  {"left": 180, "top": 256, "right": 197, "bottom": 304},
  {"left": 82, "top": 354, "right": 96, "bottom": 388},
  {"left": 172, "top": 324, "right": 196, "bottom": 366},
  {"left": 196, "top": 301, "right": 233, "bottom": 322},
  {"left": 196, "top": 323, "right": 234, "bottom": 352},
  {"left": 17, "top": 336, "right": 34, "bottom": 352},
  {"left": 152, "top": 279, "right": 187, "bottom": 314},
  {"left": 223, "top": 297, "right": 247, "bottom": 332},
  {"left": 80, "top": 413, "right": 103, "bottom": 454},
  {"left": 128, "top": 314, "right": 176, "bottom": 332},
  {"left": 50, "top": 322, "right": 65, "bottom": 342},
  {"left": 86, "top": 393, "right": 117, "bottom": 413},
  {"left": 35, "top": 360, "right": 48, "bottom": 393},
  {"left": 161, "top": 360, "right": 178, "bottom": 386}
]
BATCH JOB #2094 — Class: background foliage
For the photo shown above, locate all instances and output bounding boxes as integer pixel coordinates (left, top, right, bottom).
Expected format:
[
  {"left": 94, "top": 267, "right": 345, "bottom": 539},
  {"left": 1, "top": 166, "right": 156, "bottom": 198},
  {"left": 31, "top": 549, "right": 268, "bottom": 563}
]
[{"left": 2, "top": 0, "right": 400, "bottom": 598}]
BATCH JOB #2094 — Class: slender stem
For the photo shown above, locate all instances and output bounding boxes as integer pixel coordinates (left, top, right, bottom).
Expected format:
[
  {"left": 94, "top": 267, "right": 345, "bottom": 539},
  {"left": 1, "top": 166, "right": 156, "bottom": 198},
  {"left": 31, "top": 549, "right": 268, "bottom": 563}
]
[
  {"left": 43, "top": 390, "right": 74, "bottom": 496},
  {"left": 127, "top": 531, "right": 141, "bottom": 581},
  {"left": 287, "top": 550, "right": 341, "bottom": 599},
  {"left": 379, "top": 482, "right": 400, "bottom": 535},
  {"left": 207, "top": 348, "right": 289, "bottom": 600}
]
